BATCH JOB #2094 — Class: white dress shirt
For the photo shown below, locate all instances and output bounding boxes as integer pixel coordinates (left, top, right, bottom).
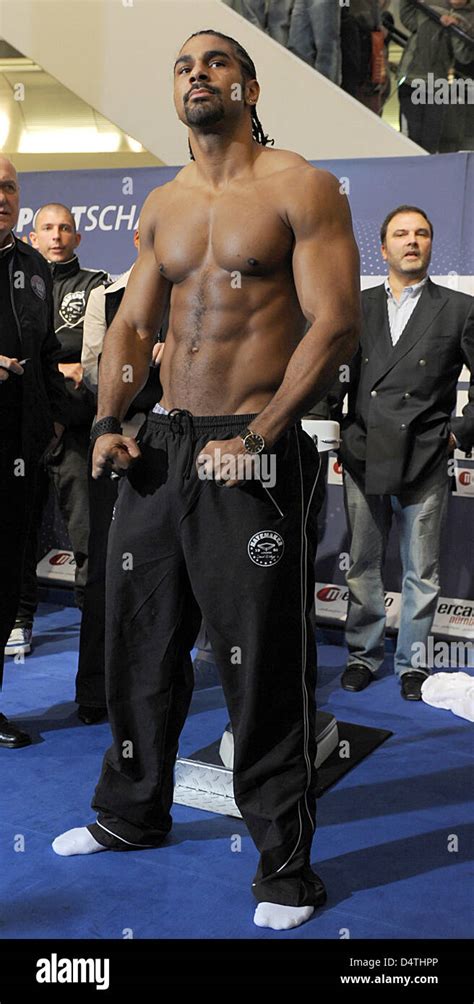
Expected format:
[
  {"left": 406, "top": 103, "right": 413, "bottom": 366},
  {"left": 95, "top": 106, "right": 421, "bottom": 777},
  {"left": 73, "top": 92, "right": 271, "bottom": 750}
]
[{"left": 384, "top": 275, "right": 428, "bottom": 346}]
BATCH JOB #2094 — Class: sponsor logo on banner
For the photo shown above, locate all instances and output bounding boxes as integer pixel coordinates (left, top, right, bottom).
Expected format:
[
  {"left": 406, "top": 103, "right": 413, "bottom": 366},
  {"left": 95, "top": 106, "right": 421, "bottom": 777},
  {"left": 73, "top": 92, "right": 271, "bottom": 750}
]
[
  {"left": 327, "top": 455, "right": 343, "bottom": 486},
  {"left": 315, "top": 583, "right": 400, "bottom": 629},
  {"left": 455, "top": 468, "right": 474, "bottom": 496},
  {"left": 315, "top": 586, "right": 474, "bottom": 639},
  {"left": 17, "top": 204, "right": 139, "bottom": 234},
  {"left": 432, "top": 596, "right": 474, "bottom": 638},
  {"left": 36, "top": 549, "right": 76, "bottom": 583}
]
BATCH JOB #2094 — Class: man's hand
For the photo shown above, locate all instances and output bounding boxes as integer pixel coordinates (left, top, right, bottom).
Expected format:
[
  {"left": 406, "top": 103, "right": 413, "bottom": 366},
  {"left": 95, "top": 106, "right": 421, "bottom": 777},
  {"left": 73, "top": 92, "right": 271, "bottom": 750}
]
[
  {"left": 440, "top": 13, "right": 461, "bottom": 26},
  {"left": 448, "top": 432, "right": 458, "bottom": 452},
  {"left": 0, "top": 356, "right": 24, "bottom": 381},
  {"left": 58, "top": 362, "right": 84, "bottom": 387},
  {"left": 196, "top": 437, "right": 257, "bottom": 488},
  {"left": 92, "top": 433, "right": 142, "bottom": 480},
  {"left": 151, "top": 342, "right": 165, "bottom": 367}
]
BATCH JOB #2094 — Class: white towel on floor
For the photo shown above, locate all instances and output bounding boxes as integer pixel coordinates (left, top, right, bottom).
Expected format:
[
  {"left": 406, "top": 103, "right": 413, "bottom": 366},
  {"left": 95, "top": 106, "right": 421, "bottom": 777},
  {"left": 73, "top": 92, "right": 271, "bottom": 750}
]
[{"left": 422, "top": 672, "right": 474, "bottom": 723}]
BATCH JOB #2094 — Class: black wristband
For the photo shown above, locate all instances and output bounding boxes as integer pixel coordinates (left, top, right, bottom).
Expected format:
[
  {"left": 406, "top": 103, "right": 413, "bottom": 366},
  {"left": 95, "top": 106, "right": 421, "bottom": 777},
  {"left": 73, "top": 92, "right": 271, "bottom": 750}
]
[{"left": 90, "top": 416, "right": 123, "bottom": 445}]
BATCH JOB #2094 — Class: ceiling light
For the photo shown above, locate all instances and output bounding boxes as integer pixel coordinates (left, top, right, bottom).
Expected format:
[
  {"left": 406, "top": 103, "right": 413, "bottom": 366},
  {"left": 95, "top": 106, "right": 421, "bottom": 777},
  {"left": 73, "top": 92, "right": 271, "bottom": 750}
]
[
  {"left": 126, "top": 134, "right": 143, "bottom": 153},
  {"left": 18, "top": 127, "right": 121, "bottom": 153}
]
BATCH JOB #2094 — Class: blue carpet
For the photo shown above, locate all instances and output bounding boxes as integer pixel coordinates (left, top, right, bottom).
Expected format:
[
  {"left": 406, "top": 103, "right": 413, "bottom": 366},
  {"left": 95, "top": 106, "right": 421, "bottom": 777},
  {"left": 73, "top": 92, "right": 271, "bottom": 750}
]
[{"left": 2, "top": 604, "right": 473, "bottom": 940}]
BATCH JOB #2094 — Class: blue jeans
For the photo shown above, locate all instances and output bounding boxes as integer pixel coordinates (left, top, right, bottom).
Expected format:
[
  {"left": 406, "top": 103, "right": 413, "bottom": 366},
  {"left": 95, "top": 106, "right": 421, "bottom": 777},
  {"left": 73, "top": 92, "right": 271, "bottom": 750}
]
[
  {"left": 224, "top": 1, "right": 295, "bottom": 45},
  {"left": 267, "top": 0, "right": 295, "bottom": 45},
  {"left": 343, "top": 470, "right": 449, "bottom": 679},
  {"left": 288, "top": 0, "right": 342, "bottom": 83}
]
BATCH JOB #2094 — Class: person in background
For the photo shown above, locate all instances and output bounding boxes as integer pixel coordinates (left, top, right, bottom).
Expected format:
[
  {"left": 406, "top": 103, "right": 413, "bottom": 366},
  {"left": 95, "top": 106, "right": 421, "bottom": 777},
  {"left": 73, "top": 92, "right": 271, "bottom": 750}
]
[
  {"left": 266, "top": 1, "right": 296, "bottom": 45},
  {"left": 4, "top": 205, "right": 109, "bottom": 659},
  {"left": 335, "top": 205, "right": 474, "bottom": 700},
  {"left": 223, "top": 1, "right": 297, "bottom": 46},
  {"left": 76, "top": 226, "right": 164, "bottom": 724},
  {"left": 223, "top": 0, "right": 267, "bottom": 30},
  {"left": 398, "top": 0, "right": 474, "bottom": 152},
  {"left": 341, "top": 0, "right": 391, "bottom": 114},
  {"left": 288, "top": 0, "right": 342, "bottom": 83},
  {"left": 0, "top": 157, "right": 68, "bottom": 748}
]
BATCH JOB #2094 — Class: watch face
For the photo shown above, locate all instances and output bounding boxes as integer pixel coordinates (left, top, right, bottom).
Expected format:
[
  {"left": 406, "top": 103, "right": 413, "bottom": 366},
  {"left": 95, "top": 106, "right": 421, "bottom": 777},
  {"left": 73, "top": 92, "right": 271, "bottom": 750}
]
[{"left": 245, "top": 432, "right": 265, "bottom": 454}]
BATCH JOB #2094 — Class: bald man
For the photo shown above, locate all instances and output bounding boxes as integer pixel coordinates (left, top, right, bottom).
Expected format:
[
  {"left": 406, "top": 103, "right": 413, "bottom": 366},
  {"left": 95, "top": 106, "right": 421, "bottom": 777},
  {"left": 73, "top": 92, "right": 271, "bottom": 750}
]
[
  {"left": 0, "top": 158, "right": 68, "bottom": 747},
  {"left": 5, "top": 207, "right": 110, "bottom": 662}
]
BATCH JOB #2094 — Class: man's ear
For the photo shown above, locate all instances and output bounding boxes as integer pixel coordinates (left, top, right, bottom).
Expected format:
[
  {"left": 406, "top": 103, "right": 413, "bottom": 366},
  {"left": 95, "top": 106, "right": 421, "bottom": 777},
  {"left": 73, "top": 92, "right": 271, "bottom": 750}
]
[
  {"left": 74, "top": 232, "right": 82, "bottom": 249},
  {"left": 245, "top": 79, "right": 260, "bottom": 107},
  {"left": 29, "top": 231, "right": 38, "bottom": 247}
]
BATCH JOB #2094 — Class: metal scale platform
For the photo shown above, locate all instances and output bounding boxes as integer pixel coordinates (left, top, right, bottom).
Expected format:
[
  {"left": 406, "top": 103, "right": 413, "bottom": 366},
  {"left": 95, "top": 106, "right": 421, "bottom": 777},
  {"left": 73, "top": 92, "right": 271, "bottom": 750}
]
[{"left": 174, "top": 712, "right": 339, "bottom": 817}]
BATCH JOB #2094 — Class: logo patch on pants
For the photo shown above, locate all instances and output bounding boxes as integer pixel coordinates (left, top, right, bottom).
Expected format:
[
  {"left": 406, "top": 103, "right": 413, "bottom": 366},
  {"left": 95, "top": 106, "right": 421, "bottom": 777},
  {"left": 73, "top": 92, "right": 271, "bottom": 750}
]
[{"left": 248, "top": 530, "right": 284, "bottom": 567}]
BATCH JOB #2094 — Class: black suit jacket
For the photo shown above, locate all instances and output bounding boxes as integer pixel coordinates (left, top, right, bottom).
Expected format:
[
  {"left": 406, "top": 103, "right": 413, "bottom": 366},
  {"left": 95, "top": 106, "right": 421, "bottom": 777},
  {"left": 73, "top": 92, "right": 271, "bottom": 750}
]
[
  {"left": 334, "top": 278, "right": 474, "bottom": 494},
  {"left": 7, "top": 238, "right": 68, "bottom": 464}
]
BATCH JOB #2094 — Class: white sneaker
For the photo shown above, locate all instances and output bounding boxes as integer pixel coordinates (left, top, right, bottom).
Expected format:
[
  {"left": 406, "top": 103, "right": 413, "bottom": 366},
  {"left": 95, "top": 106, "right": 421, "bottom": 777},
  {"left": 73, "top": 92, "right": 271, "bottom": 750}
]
[{"left": 4, "top": 626, "right": 33, "bottom": 657}]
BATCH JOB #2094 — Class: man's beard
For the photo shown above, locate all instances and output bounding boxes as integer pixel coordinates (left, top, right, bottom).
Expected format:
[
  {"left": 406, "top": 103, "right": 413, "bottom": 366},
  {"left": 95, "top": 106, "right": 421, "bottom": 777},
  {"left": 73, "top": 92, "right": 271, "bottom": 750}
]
[{"left": 184, "top": 94, "right": 226, "bottom": 128}]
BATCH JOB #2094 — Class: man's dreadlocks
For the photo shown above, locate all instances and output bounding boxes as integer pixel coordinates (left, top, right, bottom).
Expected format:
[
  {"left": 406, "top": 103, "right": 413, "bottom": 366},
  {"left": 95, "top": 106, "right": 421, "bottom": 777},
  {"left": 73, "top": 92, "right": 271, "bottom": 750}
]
[{"left": 183, "top": 29, "right": 274, "bottom": 160}]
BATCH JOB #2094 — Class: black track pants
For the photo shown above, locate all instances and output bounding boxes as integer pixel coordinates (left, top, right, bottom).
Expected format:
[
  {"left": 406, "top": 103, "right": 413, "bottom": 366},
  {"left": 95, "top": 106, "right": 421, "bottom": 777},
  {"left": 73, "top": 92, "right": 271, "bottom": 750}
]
[{"left": 89, "top": 409, "right": 323, "bottom": 907}]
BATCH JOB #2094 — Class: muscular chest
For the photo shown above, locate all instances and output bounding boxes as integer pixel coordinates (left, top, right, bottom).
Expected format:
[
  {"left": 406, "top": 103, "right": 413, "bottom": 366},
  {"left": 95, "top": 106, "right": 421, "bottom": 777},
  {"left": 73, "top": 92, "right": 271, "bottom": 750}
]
[{"left": 155, "top": 189, "right": 293, "bottom": 282}]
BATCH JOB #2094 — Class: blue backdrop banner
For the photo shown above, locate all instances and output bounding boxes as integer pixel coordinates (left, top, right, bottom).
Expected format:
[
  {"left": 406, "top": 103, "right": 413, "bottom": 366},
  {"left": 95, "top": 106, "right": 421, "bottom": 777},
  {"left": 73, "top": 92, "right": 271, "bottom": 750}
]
[{"left": 23, "top": 153, "right": 473, "bottom": 634}]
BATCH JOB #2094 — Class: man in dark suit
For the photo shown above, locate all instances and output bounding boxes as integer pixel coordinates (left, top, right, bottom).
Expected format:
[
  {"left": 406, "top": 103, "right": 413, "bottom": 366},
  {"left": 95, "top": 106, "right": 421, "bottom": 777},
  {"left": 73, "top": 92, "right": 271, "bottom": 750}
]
[
  {"left": 337, "top": 205, "right": 474, "bottom": 700},
  {"left": 0, "top": 156, "right": 68, "bottom": 747}
]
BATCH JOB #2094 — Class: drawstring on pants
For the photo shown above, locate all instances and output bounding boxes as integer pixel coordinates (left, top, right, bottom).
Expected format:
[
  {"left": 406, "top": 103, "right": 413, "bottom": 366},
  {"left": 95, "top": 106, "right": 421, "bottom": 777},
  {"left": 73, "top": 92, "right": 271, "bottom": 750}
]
[{"left": 168, "top": 409, "right": 196, "bottom": 480}]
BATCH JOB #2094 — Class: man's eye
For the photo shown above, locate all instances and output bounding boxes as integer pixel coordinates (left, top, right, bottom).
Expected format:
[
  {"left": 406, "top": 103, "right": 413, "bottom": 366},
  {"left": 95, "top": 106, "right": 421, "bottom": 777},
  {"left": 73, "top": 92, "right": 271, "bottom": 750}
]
[
  {"left": 179, "top": 66, "right": 190, "bottom": 74},
  {"left": 210, "top": 60, "right": 224, "bottom": 67}
]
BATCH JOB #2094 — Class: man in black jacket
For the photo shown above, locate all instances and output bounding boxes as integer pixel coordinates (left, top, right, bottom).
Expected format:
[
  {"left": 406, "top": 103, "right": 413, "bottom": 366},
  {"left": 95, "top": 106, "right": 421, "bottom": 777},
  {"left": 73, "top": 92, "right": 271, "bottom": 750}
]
[
  {"left": 0, "top": 157, "right": 68, "bottom": 747},
  {"left": 337, "top": 205, "right": 474, "bottom": 700},
  {"left": 75, "top": 227, "right": 163, "bottom": 723},
  {"left": 5, "top": 205, "right": 109, "bottom": 659}
]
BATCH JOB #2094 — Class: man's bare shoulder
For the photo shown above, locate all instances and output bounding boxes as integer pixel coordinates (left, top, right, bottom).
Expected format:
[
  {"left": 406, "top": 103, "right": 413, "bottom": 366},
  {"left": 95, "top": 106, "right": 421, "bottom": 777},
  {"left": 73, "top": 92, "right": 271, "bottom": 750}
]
[
  {"left": 141, "top": 178, "right": 179, "bottom": 209},
  {"left": 257, "top": 146, "right": 339, "bottom": 192}
]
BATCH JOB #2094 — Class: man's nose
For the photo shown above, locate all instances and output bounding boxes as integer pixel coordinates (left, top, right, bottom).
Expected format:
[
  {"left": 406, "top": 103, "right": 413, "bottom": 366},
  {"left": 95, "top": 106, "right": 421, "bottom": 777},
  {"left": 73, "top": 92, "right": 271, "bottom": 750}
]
[{"left": 190, "top": 67, "right": 210, "bottom": 84}]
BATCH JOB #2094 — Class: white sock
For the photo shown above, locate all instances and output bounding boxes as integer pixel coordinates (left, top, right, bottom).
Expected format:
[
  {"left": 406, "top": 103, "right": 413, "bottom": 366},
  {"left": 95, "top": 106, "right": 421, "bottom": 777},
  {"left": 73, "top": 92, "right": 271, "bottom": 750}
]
[
  {"left": 52, "top": 826, "right": 106, "bottom": 857},
  {"left": 253, "top": 903, "right": 315, "bottom": 930}
]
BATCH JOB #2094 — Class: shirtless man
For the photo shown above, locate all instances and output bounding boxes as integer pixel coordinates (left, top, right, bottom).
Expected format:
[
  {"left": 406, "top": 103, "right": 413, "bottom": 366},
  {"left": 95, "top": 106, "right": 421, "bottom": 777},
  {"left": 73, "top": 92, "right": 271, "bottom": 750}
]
[{"left": 53, "top": 29, "right": 360, "bottom": 931}]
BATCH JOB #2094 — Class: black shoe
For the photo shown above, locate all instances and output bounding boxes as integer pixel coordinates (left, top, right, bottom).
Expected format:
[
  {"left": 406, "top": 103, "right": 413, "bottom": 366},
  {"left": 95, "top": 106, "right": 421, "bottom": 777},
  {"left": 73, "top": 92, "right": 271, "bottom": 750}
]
[
  {"left": 0, "top": 713, "right": 32, "bottom": 748},
  {"left": 400, "top": 672, "right": 426, "bottom": 701},
  {"left": 341, "top": 665, "right": 373, "bottom": 692},
  {"left": 77, "top": 705, "right": 107, "bottom": 725}
]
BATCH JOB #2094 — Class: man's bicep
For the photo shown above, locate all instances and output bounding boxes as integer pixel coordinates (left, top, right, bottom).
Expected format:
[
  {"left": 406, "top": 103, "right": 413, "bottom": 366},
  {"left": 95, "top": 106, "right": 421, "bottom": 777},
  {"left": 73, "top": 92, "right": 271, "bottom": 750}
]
[
  {"left": 290, "top": 177, "right": 360, "bottom": 329},
  {"left": 114, "top": 248, "right": 171, "bottom": 339}
]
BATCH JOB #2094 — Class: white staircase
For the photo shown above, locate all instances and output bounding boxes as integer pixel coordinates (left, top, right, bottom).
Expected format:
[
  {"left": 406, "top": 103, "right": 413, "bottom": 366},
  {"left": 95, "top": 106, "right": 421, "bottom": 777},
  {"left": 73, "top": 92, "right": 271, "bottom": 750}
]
[{"left": 0, "top": 0, "right": 424, "bottom": 163}]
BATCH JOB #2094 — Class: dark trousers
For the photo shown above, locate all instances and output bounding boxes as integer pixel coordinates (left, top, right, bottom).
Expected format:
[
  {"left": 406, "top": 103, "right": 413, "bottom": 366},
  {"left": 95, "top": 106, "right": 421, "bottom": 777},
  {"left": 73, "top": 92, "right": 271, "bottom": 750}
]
[
  {"left": 75, "top": 470, "right": 118, "bottom": 707},
  {"left": 14, "top": 466, "right": 49, "bottom": 627},
  {"left": 399, "top": 82, "right": 445, "bottom": 154},
  {"left": 0, "top": 424, "right": 28, "bottom": 688},
  {"left": 89, "top": 409, "right": 323, "bottom": 906},
  {"left": 46, "top": 425, "right": 90, "bottom": 607}
]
